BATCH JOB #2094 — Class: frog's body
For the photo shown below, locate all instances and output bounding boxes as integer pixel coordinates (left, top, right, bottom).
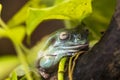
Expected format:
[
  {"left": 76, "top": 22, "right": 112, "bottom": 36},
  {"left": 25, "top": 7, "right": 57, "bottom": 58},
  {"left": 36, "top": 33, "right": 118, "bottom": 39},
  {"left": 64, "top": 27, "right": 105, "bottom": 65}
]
[{"left": 36, "top": 28, "right": 89, "bottom": 78}]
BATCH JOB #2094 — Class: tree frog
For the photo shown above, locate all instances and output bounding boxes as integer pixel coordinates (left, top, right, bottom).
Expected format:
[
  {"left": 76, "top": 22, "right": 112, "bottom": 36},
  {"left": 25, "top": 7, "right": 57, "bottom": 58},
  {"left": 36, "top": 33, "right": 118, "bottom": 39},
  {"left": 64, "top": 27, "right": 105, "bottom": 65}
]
[{"left": 36, "top": 27, "right": 89, "bottom": 79}]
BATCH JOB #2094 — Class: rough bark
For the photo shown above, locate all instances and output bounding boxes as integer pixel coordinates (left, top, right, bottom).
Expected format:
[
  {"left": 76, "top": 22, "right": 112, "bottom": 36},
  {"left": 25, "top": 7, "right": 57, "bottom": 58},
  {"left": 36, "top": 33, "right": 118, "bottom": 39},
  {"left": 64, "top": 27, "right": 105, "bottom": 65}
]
[{"left": 72, "top": 0, "right": 120, "bottom": 80}]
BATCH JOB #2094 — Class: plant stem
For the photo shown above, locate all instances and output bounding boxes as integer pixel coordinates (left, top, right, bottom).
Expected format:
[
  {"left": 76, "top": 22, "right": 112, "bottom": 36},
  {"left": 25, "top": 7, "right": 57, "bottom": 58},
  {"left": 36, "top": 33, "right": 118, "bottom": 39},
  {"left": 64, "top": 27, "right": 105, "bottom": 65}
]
[
  {"left": 58, "top": 57, "right": 67, "bottom": 80},
  {"left": 0, "top": 18, "right": 8, "bottom": 29},
  {"left": 64, "top": 20, "right": 79, "bottom": 29},
  {"left": 15, "top": 44, "right": 32, "bottom": 80}
]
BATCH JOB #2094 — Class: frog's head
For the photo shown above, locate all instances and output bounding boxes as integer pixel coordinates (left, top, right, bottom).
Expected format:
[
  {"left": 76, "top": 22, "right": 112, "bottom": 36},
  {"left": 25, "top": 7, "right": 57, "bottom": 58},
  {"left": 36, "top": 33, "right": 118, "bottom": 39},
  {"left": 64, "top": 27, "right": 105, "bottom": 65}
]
[
  {"left": 41, "top": 28, "right": 88, "bottom": 55},
  {"left": 46, "top": 28, "right": 89, "bottom": 55}
]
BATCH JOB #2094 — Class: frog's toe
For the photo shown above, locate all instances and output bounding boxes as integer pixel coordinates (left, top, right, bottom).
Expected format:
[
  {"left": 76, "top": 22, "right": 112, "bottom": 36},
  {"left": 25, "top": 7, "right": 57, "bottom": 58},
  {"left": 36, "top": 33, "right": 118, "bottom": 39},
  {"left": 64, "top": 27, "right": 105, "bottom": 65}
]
[{"left": 38, "top": 67, "right": 50, "bottom": 79}]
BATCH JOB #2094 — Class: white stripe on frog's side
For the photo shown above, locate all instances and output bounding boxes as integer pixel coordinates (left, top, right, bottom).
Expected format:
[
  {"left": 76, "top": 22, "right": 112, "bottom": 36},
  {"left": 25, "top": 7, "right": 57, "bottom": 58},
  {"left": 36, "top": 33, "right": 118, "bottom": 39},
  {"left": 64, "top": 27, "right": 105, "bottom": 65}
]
[{"left": 59, "top": 44, "right": 89, "bottom": 49}]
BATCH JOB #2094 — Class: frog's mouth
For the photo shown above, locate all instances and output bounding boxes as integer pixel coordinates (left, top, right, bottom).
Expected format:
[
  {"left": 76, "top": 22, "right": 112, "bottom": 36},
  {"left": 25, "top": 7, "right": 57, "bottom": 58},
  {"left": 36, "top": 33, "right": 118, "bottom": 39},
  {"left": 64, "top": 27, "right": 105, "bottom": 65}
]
[{"left": 57, "top": 43, "right": 89, "bottom": 54}]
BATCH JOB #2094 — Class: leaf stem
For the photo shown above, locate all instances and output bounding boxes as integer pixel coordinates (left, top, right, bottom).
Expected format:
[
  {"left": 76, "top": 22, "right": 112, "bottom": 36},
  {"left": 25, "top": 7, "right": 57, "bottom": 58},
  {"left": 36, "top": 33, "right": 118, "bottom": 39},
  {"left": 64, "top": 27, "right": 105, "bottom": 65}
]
[
  {"left": 58, "top": 57, "right": 67, "bottom": 80},
  {"left": 14, "top": 44, "right": 32, "bottom": 80},
  {"left": 64, "top": 20, "right": 79, "bottom": 29},
  {"left": 0, "top": 18, "right": 8, "bottom": 29}
]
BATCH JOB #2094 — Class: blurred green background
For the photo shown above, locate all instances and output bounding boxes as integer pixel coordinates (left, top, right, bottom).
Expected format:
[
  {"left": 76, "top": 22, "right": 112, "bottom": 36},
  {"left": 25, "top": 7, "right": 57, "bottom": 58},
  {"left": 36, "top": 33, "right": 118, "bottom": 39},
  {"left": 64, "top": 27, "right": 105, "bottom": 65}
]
[{"left": 0, "top": 0, "right": 65, "bottom": 56}]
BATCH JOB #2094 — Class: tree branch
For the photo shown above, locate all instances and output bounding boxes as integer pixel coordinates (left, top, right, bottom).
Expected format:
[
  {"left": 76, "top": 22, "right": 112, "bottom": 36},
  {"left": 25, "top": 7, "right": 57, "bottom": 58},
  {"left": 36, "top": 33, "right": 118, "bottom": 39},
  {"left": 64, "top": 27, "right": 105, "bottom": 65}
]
[{"left": 72, "top": 0, "right": 120, "bottom": 80}]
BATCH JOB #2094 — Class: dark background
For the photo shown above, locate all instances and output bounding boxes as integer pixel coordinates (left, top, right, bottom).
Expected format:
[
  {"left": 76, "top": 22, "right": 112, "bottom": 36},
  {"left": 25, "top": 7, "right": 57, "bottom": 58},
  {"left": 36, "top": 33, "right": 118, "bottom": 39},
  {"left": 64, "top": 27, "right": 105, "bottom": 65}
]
[{"left": 0, "top": 0, "right": 64, "bottom": 56}]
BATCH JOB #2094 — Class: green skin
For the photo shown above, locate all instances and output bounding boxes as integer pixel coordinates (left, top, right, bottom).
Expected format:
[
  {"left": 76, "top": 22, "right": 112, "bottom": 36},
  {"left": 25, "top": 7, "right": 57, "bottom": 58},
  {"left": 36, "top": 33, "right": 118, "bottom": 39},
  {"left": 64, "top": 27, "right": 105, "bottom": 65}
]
[{"left": 37, "top": 28, "right": 88, "bottom": 78}]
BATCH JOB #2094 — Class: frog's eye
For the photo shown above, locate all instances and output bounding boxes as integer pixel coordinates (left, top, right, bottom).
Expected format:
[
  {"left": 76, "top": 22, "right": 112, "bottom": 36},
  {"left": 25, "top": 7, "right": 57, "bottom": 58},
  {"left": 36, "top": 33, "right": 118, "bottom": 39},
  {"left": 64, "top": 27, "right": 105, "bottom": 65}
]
[{"left": 59, "top": 31, "right": 69, "bottom": 40}]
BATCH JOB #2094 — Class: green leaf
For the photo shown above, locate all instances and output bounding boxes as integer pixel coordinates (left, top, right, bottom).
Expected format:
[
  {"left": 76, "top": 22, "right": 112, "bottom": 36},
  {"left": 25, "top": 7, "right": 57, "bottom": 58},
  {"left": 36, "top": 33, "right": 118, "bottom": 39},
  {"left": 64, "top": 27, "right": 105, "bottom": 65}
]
[
  {"left": 7, "top": 4, "right": 29, "bottom": 27},
  {"left": 8, "top": 65, "right": 42, "bottom": 80},
  {"left": 0, "top": 26, "right": 25, "bottom": 44},
  {"left": 10, "top": 71, "right": 18, "bottom": 80},
  {"left": 0, "top": 28, "right": 7, "bottom": 37},
  {"left": 7, "top": 0, "right": 42, "bottom": 27},
  {"left": 54, "top": 0, "right": 65, "bottom": 5},
  {"left": 6, "top": 27, "right": 25, "bottom": 44},
  {"left": 84, "top": 0, "right": 116, "bottom": 40},
  {"left": 26, "top": 0, "right": 92, "bottom": 36},
  {"left": 0, "top": 56, "right": 19, "bottom": 80},
  {"left": 40, "top": 0, "right": 55, "bottom": 7}
]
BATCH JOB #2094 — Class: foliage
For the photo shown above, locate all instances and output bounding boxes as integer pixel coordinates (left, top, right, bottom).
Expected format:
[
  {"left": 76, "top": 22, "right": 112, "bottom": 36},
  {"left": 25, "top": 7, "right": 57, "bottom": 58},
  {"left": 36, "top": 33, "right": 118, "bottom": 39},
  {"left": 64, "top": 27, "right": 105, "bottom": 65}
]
[
  {"left": 0, "top": 56, "right": 19, "bottom": 80},
  {"left": 0, "top": 0, "right": 116, "bottom": 80}
]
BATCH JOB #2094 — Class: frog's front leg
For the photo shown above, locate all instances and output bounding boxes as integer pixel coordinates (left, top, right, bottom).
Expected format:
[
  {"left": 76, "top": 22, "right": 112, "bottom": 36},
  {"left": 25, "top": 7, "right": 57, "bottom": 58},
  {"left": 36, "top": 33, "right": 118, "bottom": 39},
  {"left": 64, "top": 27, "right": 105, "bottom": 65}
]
[
  {"left": 36, "top": 54, "right": 62, "bottom": 79},
  {"left": 37, "top": 66, "right": 50, "bottom": 79}
]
